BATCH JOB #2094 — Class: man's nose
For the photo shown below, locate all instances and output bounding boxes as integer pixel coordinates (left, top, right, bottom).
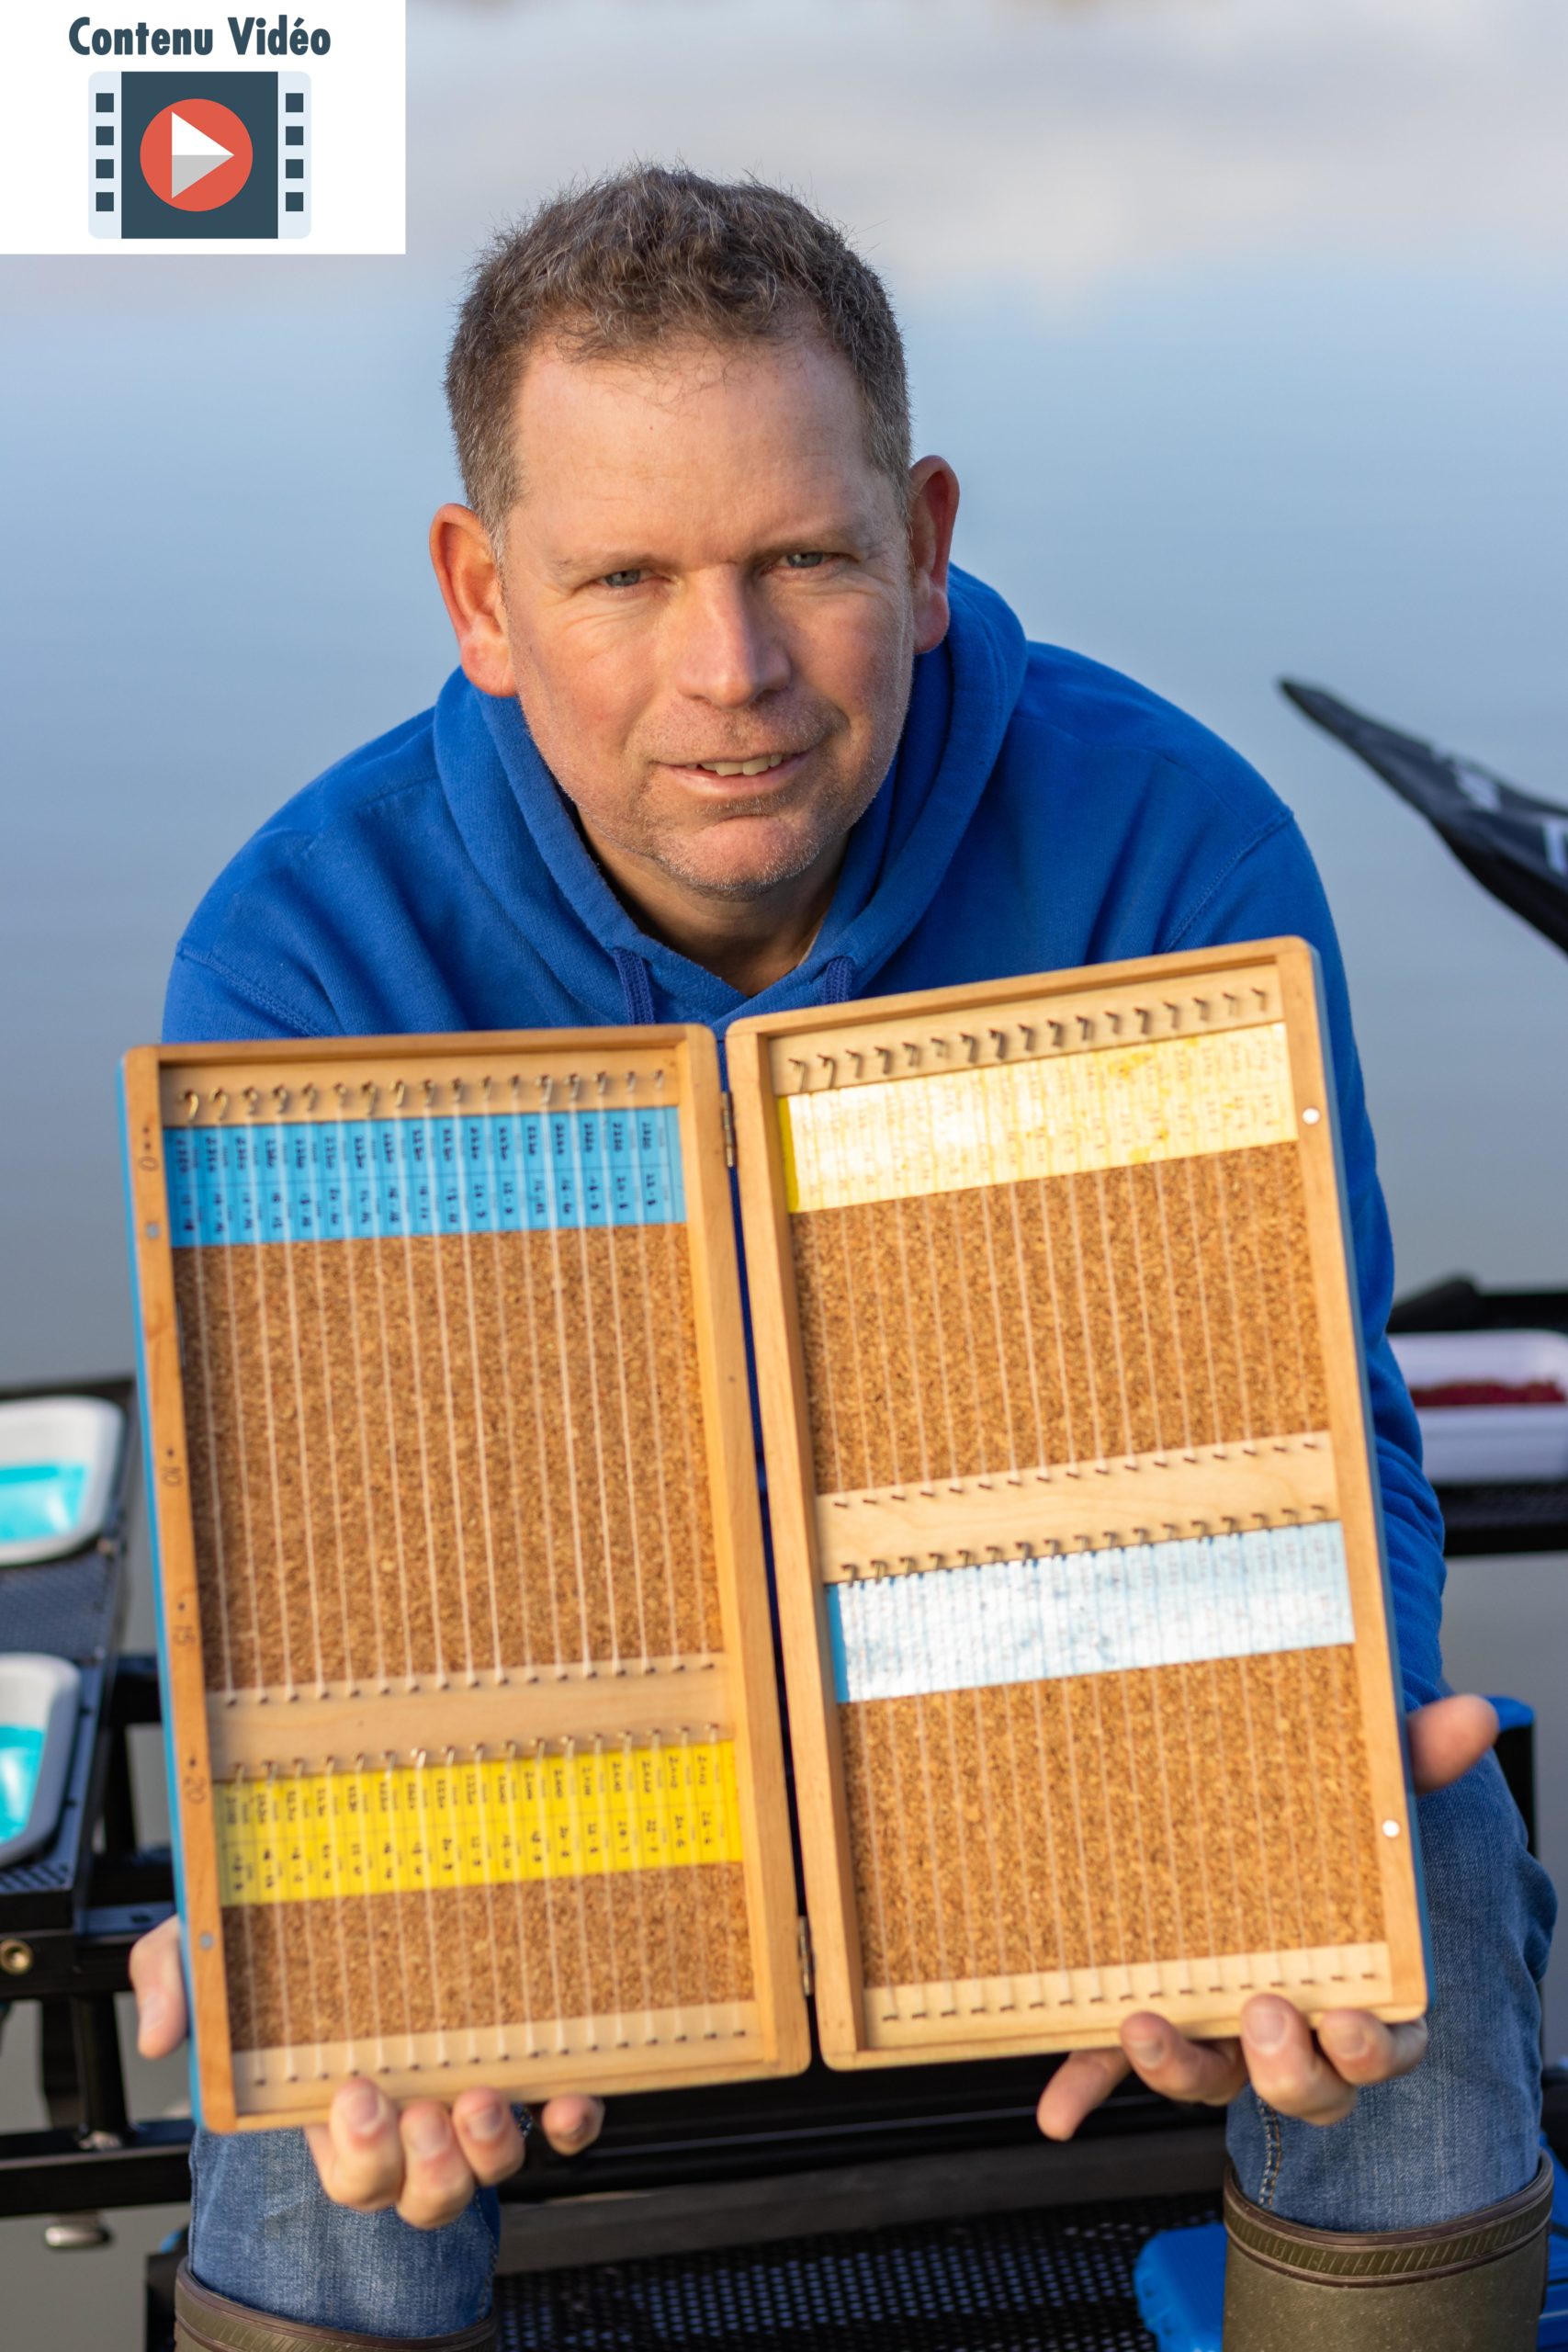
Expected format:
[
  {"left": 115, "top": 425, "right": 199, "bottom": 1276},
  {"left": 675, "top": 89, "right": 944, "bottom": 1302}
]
[{"left": 670, "top": 574, "right": 792, "bottom": 707}]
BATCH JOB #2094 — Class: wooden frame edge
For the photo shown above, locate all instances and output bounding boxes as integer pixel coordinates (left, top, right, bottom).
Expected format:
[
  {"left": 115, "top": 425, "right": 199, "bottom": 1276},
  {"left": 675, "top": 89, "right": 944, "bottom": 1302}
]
[
  {"left": 226, "top": 2021, "right": 784, "bottom": 2128},
  {"left": 122, "top": 1045, "right": 239, "bottom": 2131},
  {"left": 676, "top": 1029, "right": 812, "bottom": 2079},
  {"left": 1273, "top": 945, "right": 1428, "bottom": 2018},
  {"left": 726, "top": 937, "right": 1310, "bottom": 1049},
  {"left": 727, "top": 1023, "right": 868, "bottom": 2065}
]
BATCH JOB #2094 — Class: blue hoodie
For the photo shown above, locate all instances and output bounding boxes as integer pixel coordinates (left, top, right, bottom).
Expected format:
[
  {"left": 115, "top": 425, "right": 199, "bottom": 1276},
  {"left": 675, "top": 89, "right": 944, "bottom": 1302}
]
[{"left": 165, "top": 566, "right": 1446, "bottom": 1707}]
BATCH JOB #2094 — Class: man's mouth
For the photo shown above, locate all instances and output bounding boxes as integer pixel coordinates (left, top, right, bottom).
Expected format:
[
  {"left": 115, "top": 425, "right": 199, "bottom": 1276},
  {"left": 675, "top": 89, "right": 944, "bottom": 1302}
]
[
  {"left": 683, "top": 752, "right": 797, "bottom": 777},
  {"left": 656, "top": 746, "right": 817, "bottom": 803}
]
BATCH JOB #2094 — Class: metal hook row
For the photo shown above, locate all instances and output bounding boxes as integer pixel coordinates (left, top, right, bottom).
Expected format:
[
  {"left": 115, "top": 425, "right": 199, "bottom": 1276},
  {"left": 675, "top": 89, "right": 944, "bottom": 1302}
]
[
  {"left": 784, "top": 986, "right": 1273, "bottom": 1091},
  {"left": 228, "top": 1724, "right": 727, "bottom": 1785},
  {"left": 840, "top": 1503, "right": 1330, "bottom": 1577},
  {"left": 827, "top": 1436, "right": 1319, "bottom": 1515},
  {"left": 180, "top": 1069, "right": 670, "bottom": 1120}
]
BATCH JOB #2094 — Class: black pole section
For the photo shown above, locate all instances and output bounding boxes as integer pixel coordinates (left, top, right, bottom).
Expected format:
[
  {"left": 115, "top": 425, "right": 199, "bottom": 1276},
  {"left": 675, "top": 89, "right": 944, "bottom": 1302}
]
[{"left": 72, "top": 1996, "right": 130, "bottom": 2143}]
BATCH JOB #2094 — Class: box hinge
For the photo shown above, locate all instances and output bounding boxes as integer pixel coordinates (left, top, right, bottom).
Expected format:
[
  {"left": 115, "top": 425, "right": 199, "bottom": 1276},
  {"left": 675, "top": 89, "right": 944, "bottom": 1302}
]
[
  {"left": 797, "top": 1914, "right": 814, "bottom": 2000},
  {"left": 720, "top": 1091, "right": 737, "bottom": 1170}
]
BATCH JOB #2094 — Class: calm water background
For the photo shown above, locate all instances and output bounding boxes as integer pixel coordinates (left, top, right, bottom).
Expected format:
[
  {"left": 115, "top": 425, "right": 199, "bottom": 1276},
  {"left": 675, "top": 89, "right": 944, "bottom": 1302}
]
[{"left": 2, "top": 3, "right": 1566, "bottom": 2334}]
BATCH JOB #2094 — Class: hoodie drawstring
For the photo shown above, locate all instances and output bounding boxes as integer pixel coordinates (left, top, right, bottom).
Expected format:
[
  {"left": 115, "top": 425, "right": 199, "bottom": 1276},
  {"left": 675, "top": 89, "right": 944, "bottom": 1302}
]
[
  {"left": 818, "top": 953, "right": 855, "bottom": 1004},
  {"left": 611, "top": 946, "right": 657, "bottom": 1024}
]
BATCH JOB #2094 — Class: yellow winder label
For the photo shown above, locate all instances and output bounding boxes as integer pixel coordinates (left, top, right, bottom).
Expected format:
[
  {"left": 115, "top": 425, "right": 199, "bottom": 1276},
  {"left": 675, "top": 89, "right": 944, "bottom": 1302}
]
[{"left": 217, "top": 1741, "right": 744, "bottom": 1908}]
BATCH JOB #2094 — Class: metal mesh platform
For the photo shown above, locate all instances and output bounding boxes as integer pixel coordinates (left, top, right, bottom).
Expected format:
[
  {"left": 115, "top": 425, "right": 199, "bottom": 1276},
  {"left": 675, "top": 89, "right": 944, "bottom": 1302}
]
[
  {"left": 0, "top": 1659, "right": 109, "bottom": 1919},
  {"left": 0, "top": 1560, "right": 120, "bottom": 1907},
  {"left": 493, "top": 2192, "right": 1221, "bottom": 2351},
  {"left": 0, "top": 1387, "right": 133, "bottom": 1935},
  {"left": 1436, "top": 1481, "right": 1568, "bottom": 1552},
  {"left": 0, "top": 1561, "right": 120, "bottom": 1907},
  {"left": 0, "top": 1551, "right": 118, "bottom": 1662}
]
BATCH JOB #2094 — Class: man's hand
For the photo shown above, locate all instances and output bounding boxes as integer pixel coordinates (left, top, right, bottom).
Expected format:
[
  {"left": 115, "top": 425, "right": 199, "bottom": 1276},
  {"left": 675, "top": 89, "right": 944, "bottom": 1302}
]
[
  {"left": 1036, "top": 1692, "right": 1496, "bottom": 2142},
  {"left": 129, "top": 1915, "right": 604, "bottom": 2225}
]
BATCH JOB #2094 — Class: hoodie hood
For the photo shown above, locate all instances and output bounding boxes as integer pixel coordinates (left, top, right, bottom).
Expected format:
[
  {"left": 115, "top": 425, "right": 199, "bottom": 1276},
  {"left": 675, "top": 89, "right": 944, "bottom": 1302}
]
[{"left": 436, "top": 565, "right": 1029, "bottom": 1031}]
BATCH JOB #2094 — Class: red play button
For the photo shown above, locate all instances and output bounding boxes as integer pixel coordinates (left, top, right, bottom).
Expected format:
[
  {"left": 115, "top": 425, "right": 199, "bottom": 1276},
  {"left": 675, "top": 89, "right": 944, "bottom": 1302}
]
[{"left": 139, "top": 98, "right": 254, "bottom": 212}]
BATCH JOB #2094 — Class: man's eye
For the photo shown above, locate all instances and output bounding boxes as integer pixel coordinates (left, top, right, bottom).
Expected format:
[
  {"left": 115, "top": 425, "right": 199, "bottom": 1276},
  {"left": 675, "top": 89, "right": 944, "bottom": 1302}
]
[
  {"left": 781, "top": 551, "right": 829, "bottom": 570},
  {"left": 601, "top": 569, "right": 646, "bottom": 589}
]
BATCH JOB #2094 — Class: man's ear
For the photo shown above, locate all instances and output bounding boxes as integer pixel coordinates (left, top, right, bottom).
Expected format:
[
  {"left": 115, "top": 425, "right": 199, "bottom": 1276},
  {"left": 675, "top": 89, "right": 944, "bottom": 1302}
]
[
  {"left": 429, "top": 504, "right": 517, "bottom": 699},
  {"left": 907, "top": 456, "right": 960, "bottom": 657}
]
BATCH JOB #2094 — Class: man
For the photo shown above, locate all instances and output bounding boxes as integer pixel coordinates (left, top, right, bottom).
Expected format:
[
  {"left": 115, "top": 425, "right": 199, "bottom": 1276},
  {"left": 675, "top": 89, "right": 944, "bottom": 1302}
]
[{"left": 131, "top": 168, "right": 1553, "bottom": 2350}]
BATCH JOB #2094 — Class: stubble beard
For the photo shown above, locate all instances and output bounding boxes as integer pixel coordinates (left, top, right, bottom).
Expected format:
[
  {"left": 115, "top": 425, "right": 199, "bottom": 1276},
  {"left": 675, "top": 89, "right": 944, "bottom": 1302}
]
[
  {"left": 617, "top": 658, "right": 919, "bottom": 904},
  {"left": 523, "top": 622, "right": 919, "bottom": 906},
  {"left": 626, "top": 775, "right": 872, "bottom": 903}
]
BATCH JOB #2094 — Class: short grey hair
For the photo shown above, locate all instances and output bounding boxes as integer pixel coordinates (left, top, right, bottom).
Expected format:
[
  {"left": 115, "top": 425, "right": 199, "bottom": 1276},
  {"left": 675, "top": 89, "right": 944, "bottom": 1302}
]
[{"left": 445, "top": 164, "right": 912, "bottom": 537}]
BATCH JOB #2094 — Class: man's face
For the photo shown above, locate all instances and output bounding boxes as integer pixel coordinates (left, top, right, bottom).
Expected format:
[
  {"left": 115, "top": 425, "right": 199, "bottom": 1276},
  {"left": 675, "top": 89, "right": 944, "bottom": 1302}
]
[{"left": 484, "top": 334, "right": 949, "bottom": 903}]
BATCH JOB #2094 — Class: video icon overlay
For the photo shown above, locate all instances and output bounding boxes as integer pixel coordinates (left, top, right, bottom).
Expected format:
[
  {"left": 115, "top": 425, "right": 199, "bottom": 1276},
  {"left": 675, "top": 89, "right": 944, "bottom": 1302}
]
[{"left": 90, "top": 69, "right": 309, "bottom": 238}]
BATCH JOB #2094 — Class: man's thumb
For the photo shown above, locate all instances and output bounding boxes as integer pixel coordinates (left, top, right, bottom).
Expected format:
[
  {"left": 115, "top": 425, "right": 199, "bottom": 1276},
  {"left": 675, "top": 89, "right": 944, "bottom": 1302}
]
[{"left": 1405, "top": 1694, "right": 1498, "bottom": 1795}]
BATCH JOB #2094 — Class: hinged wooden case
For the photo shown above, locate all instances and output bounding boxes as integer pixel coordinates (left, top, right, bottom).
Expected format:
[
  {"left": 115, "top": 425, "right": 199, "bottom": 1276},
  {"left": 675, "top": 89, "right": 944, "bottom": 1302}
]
[
  {"left": 124, "top": 941, "right": 1426, "bottom": 2126},
  {"left": 123, "top": 1026, "right": 807, "bottom": 2130}
]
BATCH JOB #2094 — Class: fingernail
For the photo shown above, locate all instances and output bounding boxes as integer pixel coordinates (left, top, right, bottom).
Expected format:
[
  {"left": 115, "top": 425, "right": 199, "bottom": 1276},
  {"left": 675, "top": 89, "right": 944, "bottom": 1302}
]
[
  {"left": 1125, "top": 2029, "right": 1165, "bottom": 2065},
  {"left": 1331, "top": 2020, "right": 1372, "bottom": 2063},
  {"left": 407, "top": 2107, "right": 451, "bottom": 2157},
  {"left": 1246, "top": 1998, "right": 1290, "bottom": 2052},
  {"left": 468, "top": 2100, "right": 507, "bottom": 2143},
  {"left": 341, "top": 2081, "right": 381, "bottom": 2134},
  {"left": 139, "top": 1992, "right": 166, "bottom": 2039}
]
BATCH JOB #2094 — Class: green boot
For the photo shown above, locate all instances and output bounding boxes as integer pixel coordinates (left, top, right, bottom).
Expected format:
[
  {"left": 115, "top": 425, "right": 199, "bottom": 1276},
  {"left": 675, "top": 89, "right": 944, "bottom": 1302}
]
[
  {"left": 175, "top": 2261, "right": 497, "bottom": 2352},
  {"left": 1222, "top": 2154, "right": 1553, "bottom": 2349}
]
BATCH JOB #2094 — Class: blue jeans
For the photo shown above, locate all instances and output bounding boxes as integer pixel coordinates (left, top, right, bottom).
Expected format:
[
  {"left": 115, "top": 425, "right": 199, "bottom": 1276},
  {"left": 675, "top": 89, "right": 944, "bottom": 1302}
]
[
  {"left": 1225, "top": 1748, "right": 1555, "bottom": 2231},
  {"left": 188, "top": 1751, "right": 1554, "bottom": 2336}
]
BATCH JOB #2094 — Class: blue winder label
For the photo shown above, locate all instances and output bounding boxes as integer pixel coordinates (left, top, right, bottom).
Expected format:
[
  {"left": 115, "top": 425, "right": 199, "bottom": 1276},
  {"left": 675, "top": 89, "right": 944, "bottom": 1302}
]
[{"left": 164, "top": 1107, "right": 686, "bottom": 1246}]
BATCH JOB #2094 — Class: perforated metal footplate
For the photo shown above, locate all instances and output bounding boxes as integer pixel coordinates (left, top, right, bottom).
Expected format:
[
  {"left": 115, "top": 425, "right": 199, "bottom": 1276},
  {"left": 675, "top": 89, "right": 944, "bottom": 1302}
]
[
  {"left": 0, "top": 1551, "right": 117, "bottom": 1661},
  {"left": 1436, "top": 1480, "right": 1568, "bottom": 1552},
  {"left": 0, "top": 1552, "right": 124, "bottom": 1924},
  {"left": 493, "top": 2192, "right": 1220, "bottom": 2350}
]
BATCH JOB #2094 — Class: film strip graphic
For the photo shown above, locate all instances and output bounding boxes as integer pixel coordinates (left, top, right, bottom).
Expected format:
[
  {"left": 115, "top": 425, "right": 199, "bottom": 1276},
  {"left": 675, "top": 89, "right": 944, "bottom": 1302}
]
[{"left": 90, "top": 69, "right": 310, "bottom": 239}]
